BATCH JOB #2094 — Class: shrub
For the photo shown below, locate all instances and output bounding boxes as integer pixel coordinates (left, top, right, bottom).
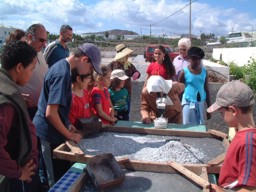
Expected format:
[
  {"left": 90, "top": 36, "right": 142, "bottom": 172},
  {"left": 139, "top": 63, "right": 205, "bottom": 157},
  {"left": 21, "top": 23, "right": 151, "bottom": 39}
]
[
  {"left": 229, "top": 62, "right": 245, "bottom": 80},
  {"left": 244, "top": 58, "right": 256, "bottom": 91}
]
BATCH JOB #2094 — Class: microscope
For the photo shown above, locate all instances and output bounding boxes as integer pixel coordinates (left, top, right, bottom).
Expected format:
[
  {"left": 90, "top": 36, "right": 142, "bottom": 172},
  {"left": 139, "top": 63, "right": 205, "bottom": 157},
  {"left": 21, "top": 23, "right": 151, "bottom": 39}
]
[{"left": 156, "top": 92, "right": 167, "bottom": 117}]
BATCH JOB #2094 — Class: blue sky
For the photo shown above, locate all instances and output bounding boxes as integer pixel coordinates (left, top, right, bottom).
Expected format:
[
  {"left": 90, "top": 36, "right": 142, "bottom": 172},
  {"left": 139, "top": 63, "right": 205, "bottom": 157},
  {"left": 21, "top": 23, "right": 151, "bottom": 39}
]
[{"left": 0, "top": 0, "right": 255, "bottom": 37}]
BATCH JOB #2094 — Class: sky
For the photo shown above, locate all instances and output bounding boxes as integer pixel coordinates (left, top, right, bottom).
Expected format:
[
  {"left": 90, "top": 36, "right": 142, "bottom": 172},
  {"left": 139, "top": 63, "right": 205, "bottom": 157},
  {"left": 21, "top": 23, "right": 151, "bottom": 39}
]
[{"left": 0, "top": 0, "right": 256, "bottom": 37}]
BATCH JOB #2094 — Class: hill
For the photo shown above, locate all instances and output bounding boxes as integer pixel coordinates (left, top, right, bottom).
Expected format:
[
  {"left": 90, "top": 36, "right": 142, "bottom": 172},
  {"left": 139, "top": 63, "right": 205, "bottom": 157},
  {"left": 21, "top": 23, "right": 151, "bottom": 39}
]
[{"left": 84, "top": 29, "right": 139, "bottom": 36}]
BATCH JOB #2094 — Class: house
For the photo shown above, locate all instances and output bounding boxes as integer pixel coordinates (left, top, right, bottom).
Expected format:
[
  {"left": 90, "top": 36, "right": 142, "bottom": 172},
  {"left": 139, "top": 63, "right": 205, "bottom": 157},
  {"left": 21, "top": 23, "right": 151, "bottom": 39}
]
[{"left": 0, "top": 25, "right": 16, "bottom": 47}]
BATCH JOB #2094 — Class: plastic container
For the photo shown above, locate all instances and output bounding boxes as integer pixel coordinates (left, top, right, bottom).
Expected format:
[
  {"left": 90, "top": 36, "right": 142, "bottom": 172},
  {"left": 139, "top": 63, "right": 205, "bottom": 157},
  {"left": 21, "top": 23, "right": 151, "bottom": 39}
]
[{"left": 154, "top": 117, "right": 168, "bottom": 129}]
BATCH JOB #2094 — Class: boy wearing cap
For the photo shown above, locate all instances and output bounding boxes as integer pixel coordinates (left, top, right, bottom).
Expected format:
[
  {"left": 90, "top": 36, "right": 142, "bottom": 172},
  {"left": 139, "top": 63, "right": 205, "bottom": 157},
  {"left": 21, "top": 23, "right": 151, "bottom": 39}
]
[
  {"left": 109, "top": 69, "right": 129, "bottom": 121},
  {"left": 178, "top": 46, "right": 211, "bottom": 125},
  {"left": 33, "top": 43, "right": 102, "bottom": 186},
  {"left": 207, "top": 81, "right": 256, "bottom": 192}
]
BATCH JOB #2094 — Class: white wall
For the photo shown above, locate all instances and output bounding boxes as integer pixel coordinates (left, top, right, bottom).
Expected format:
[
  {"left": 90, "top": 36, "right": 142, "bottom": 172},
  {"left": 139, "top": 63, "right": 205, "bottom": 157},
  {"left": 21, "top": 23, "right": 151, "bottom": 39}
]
[{"left": 212, "top": 47, "right": 256, "bottom": 66}]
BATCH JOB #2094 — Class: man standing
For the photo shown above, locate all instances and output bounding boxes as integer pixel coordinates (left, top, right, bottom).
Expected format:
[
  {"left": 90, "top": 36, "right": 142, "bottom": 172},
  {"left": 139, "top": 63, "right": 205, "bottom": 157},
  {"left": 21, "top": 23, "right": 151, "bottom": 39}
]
[
  {"left": 33, "top": 43, "right": 102, "bottom": 187},
  {"left": 19, "top": 23, "right": 48, "bottom": 119},
  {"left": 44, "top": 25, "right": 73, "bottom": 68}
]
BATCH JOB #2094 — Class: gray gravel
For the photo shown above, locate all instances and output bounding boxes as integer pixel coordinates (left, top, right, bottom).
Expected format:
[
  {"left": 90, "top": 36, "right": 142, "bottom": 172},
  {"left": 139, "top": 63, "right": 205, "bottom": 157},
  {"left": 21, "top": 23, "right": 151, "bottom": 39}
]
[{"left": 78, "top": 132, "right": 225, "bottom": 164}]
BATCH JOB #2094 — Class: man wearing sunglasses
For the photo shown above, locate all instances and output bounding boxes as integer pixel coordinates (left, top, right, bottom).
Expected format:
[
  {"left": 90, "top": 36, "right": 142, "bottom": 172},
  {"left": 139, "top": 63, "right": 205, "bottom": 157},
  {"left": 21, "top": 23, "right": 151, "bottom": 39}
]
[
  {"left": 19, "top": 23, "right": 48, "bottom": 120},
  {"left": 44, "top": 25, "right": 73, "bottom": 68}
]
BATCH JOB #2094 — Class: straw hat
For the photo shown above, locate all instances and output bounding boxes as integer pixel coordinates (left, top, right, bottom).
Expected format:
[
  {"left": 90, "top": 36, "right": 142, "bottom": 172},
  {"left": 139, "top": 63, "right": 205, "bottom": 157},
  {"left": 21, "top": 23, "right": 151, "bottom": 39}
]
[{"left": 114, "top": 44, "right": 133, "bottom": 61}]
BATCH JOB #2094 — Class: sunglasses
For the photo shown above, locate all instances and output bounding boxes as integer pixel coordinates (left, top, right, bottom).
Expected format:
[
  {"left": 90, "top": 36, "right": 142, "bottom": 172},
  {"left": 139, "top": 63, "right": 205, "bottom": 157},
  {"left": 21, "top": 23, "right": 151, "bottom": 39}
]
[{"left": 34, "top": 35, "right": 47, "bottom": 43}]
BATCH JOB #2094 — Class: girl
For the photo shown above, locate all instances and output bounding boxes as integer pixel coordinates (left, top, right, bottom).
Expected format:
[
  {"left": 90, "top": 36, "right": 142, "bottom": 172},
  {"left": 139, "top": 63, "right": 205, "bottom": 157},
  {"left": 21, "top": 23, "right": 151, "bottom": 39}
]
[
  {"left": 108, "top": 44, "right": 141, "bottom": 114},
  {"left": 69, "top": 68, "right": 92, "bottom": 126},
  {"left": 90, "top": 65, "right": 118, "bottom": 125},
  {"left": 178, "top": 46, "right": 211, "bottom": 125},
  {"left": 146, "top": 45, "right": 176, "bottom": 81},
  {"left": 109, "top": 69, "right": 129, "bottom": 121}
]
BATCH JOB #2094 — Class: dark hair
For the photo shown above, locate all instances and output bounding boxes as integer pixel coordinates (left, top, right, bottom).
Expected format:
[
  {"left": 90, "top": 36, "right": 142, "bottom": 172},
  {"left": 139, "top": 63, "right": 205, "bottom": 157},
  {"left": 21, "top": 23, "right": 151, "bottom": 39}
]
[
  {"left": 223, "top": 105, "right": 253, "bottom": 114},
  {"left": 26, "top": 23, "right": 45, "bottom": 36},
  {"left": 157, "top": 45, "right": 176, "bottom": 79},
  {"left": 1, "top": 41, "right": 37, "bottom": 70},
  {"left": 71, "top": 67, "right": 92, "bottom": 83},
  {"left": 5, "top": 29, "right": 25, "bottom": 44},
  {"left": 94, "top": 65, "right": 110, "bottom": 81},
  {"left": 110, "top": 78, "right": 122, "bottom": 91},
  {"left": 60, "top": 25, "right": 73, "bottom": 33}
]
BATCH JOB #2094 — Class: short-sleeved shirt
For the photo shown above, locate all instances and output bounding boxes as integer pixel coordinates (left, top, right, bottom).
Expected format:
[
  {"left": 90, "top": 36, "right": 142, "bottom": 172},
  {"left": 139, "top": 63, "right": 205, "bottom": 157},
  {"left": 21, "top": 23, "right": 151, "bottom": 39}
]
[
  {"left": 44, "top": 40, "right": 70, "bottom": 68},
  {"left": 146, "top": 62, "right": 168, "bottom": 79},
  {"left": 173, "top": 55, "right": 189, "bottom": 76},
  {"left": 69, "top": 90, "right": 91, "bottom": 125},
  {"left": 33, "top": 59, "right": 72, "bottom": 144},
  {"left": 90, "top": 87, "right": 112, "bottom": 125},
  {"left": 219, "top": 128, "right": 256, "bottom": 189},
  {"left": 108, "top": 88, "right": 129, "bottom": 112}
]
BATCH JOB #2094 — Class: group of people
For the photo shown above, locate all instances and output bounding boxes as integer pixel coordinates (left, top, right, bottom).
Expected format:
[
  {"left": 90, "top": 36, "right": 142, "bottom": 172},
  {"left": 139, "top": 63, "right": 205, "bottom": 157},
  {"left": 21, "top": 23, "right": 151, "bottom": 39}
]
[{"left": 0, "top": 23, "right": 255, "bottom": 192}]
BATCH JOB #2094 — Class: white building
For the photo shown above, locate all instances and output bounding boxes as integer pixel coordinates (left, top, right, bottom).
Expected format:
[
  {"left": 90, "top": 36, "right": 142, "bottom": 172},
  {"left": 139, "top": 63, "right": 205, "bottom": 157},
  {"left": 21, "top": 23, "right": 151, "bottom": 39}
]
[{"left": 0, "top": 25, "right": 17, "bottom": 47}]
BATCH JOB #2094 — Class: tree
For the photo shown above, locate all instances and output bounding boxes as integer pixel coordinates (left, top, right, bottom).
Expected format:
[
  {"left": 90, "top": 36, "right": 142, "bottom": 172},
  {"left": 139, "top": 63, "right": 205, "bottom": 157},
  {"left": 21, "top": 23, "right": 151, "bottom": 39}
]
[
  {"left": 219, "top": 36, "right": 227, "bottom": 44},
  {"left": 104, "top": 31, "right": 109, "bottom": 39}
]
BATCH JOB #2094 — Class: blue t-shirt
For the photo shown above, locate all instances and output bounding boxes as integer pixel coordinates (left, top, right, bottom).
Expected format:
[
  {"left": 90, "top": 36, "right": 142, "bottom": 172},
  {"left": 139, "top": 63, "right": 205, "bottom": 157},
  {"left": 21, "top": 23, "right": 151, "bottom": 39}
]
[
  {"left": 44, "top": 40, "right": 70, "bottom": 68},
  {"left": 33, "top": 59, "right": 72, "bottom": 144},
  {"left": 183, "top": 66, "right": 207, "bottom": 103}
]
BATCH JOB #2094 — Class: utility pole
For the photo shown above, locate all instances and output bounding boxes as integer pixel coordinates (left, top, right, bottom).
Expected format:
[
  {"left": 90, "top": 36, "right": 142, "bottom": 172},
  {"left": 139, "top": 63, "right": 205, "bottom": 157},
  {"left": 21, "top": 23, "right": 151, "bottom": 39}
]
[
  {"left": 150, "top": 24, "right": 152, "bottom": 37},
  {"left": 189, "top": 0, "right": 191, "bottom": 40}
]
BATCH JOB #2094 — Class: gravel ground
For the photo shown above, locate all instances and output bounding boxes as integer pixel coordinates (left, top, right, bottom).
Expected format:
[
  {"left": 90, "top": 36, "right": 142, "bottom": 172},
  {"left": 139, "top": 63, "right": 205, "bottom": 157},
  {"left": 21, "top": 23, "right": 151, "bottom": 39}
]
[{"left": 78, "top": 132, "right": 225, "bottom": 164}]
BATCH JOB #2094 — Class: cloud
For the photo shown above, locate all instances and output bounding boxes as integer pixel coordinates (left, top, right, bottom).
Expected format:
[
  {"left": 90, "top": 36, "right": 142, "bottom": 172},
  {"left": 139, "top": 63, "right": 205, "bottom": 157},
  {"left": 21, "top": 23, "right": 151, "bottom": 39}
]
[{"left": 1, "top": 0, "right": 255, "bottom": 36}]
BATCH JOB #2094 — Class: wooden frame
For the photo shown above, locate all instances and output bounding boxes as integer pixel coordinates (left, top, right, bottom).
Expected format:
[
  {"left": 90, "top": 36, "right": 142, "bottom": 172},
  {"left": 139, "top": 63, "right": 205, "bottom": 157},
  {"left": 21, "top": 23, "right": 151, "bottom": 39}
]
[{"left": 53, "top": 126, "right": 229, "bottom": 191}]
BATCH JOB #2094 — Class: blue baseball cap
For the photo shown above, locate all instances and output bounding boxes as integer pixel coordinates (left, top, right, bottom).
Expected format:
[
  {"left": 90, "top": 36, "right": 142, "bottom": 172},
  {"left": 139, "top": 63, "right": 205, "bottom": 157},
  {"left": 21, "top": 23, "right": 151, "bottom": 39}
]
[{"left": 78, "top": 43, "right": 102, "bottom": 75}]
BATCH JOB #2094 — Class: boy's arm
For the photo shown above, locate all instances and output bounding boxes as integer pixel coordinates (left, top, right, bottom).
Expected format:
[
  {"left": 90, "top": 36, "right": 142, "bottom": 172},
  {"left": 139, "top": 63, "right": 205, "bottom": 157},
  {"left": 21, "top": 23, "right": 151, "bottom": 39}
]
[
  {"left": 95, "top": 103, "right": 117, "bottom": 123},
  {"left": 210, "top": 183, "right": 256, "bottom": 192},
  {"left": 45, "top": 104, "right": 81, "bottom": 143},
  {"left": 0, "top": 104, "right": 22, "bottom": 178}
]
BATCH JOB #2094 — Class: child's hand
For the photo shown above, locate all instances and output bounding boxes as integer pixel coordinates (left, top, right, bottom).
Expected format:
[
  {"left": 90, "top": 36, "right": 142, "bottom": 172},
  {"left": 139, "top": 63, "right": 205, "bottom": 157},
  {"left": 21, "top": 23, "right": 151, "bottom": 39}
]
[
  {"left": 132, "top": 72, "right": 140, "bottom": 80},
  {"left": 19, "top": 159, "right": 35, "bottom": 182}
]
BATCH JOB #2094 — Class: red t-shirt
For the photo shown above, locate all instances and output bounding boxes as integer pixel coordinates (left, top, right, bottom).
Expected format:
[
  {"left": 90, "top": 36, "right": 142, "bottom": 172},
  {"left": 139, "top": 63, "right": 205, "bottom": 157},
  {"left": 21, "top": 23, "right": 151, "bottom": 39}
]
[
  {"left": 69, "top": 89, "right": 91, "bottom": 125},
  {"left": 90, "top": 87, "right": 112, "bottom": 125},
  {"left": 219, "top": 128, "right": 256, "bottom": 189},
  {"left": 146, "top": 61, "right": 168, "bottom": 79}
]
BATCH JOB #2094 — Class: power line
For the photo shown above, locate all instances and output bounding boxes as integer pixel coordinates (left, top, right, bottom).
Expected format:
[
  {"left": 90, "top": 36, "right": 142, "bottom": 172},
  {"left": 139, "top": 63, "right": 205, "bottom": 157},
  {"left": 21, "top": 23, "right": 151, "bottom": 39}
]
[{"left": 151, "top": 0, "right": 197, "bottom": 26}]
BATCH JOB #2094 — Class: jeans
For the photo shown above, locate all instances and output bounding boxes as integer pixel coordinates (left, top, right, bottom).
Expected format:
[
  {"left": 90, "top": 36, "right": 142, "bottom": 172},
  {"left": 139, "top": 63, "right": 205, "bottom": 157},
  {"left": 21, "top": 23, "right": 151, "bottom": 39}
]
[
  {"left": 182, "top": 100, "right": 205, "bottom": 125},
  {"left": 40, "top": 139, "right": 55, "bottom": 187}
]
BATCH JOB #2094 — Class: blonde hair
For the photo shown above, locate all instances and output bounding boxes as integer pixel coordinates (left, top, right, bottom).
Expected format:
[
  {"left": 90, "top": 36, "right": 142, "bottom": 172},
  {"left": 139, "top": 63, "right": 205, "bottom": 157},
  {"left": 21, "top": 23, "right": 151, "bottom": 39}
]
[{"left": 178, "top": 38, "right": 191, "bottom": 49}]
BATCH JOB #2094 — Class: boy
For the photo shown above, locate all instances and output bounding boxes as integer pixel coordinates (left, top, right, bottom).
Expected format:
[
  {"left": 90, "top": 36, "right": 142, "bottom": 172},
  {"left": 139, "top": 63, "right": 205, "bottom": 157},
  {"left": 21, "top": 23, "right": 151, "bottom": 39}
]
[
  {"left": 33, "top": 43, "right": 102, "bottom": 186},
  {"left": 207, "top": 80, "right": 256, "bottom": 192},
  {"left": 0, "top": 41, "right": 40, "bottom": 191}
]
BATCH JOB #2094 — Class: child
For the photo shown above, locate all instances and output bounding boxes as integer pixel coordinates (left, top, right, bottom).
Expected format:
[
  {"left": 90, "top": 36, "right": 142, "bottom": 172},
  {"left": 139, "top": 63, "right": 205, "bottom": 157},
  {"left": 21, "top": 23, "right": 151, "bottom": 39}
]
[
  {"left": 90, "top": 65, "right": 118, "bottom": 125},
  {"left": 109, "top": 69, "right": 129, "bottom": 121},
  {"left": 0, "top": 41, "right": 41, "bottom": 191},
  {"left": 33, "top": 43, "right": 102, "bottom": 186},
  {"left": 108, "top": 44, "right": 141, "bottom": 114},
  {"left": 69, "top": 67, "right": 92, "bottom": 126},
  {"left": 178, "top": 46, "right": 211, "bottom": 125},
  {"left": 207, "top": 80, "right": 256, "bottom": 192},
  {"left": 146, "top": 45, "right": 176, "bottom": 80}
]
